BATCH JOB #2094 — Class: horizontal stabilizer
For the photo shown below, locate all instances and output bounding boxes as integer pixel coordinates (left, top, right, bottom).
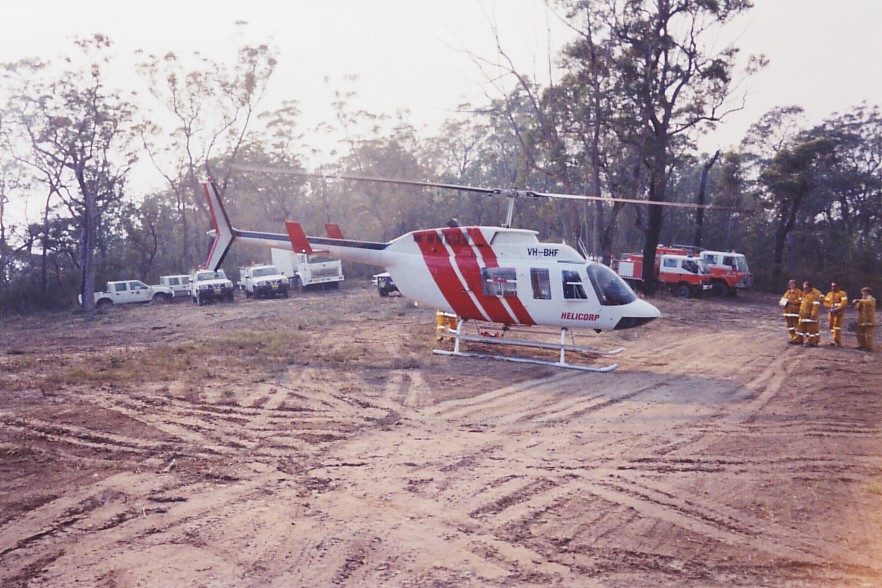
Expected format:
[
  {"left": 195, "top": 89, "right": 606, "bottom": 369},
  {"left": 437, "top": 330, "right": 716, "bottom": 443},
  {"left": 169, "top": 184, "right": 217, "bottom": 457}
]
[
  {"left": 285, "top": 221, "right": 314, "bottom": 254},
  {"left": 325, "top": 224, "right": 344, "bottom": 239}
]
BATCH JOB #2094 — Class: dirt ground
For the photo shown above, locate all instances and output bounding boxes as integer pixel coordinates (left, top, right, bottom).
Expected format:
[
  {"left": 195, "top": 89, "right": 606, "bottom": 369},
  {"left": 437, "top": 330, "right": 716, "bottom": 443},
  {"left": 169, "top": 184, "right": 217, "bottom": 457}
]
[{"left": 1, "top": 283, "right": 881, "bottom": 587}]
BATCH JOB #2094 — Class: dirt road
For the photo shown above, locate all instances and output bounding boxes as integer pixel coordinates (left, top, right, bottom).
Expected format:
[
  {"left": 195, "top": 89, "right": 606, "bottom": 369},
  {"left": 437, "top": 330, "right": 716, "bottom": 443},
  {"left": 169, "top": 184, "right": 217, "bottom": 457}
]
[{"left": 1, "top": 286, "right": 881, "bottom": 586}]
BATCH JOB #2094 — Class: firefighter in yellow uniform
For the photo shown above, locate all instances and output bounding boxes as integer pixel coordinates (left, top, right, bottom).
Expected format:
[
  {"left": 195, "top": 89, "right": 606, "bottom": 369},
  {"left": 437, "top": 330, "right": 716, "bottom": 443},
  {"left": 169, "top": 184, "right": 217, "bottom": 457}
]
[
  {"left": 854, "top": 287, "right": 876, "bottom": 351},
  {"left": 780, "top": 279, "right": 803, "bottom": 344},
  {"left": 435, "top": 310, "right": 459, "bottom": 341},
  {"left": 797, "top": 281, "right": 822, "bottom": 346},
  {"left": 823, "top": 282, "right": 848, "bottom": 346}
]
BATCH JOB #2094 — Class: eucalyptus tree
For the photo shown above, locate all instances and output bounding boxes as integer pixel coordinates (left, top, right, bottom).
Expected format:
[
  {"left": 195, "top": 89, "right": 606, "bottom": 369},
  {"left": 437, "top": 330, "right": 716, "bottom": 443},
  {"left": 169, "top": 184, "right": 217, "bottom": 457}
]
[
  {"left": 485, "top": 0, "right": 757, "bottom": 284},
  {"left": 137, "top": 42, "right": 277, "bottom": 266},
  {"left": 3, "top": 35, "right": 138, "bottom": 311},
  {"left": 815, "top": 106, "right": 882, "bottom": 262},
  {"left": 594, "top": 0, "right": 758, "bottom": 293},
  {"left": 758, "top": 135, "right": 836, "bottom": 285}
]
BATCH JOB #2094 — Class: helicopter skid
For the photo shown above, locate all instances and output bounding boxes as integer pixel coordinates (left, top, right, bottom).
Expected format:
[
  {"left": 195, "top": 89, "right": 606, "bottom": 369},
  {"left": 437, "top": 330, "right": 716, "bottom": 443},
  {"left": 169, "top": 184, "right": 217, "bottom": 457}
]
[
  {"left": 435, "top": 326, "right": 622, "bottom": 372},
  {"left": 432, "top": 348, "right": 619, "bottom": 372},
  {"left": 438, "top": 331, "right": 624, "bottom": 356}
]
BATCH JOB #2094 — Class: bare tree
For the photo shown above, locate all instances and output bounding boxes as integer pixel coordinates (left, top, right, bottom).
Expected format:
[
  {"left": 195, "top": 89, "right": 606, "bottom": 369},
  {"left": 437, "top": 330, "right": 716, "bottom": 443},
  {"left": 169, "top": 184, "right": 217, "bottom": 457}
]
[
  {"left": 137, "top": 42, "right": 277, "bottom": 266},
  {"left": 4, "top": 35, "right": 138, "bottom": 311}
]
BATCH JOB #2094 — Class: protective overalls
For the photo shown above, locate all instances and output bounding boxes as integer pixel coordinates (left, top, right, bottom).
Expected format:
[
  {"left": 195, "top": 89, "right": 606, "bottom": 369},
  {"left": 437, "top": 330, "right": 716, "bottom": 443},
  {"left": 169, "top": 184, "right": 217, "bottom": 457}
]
[
  {"left": 780, "top": 288, "right": 803, "bottom": 343},
  {"left": 797, "top": 288, "right": 822, "bottom": 346},
  {"left": 855, "top": 296, "right": 876, "bottom": 351},
  {"left": 435, "top": 310, "right": 459, "bottom": 341},
  {"left": 824, "top": 288, "right": 848, "bottom": 346}
]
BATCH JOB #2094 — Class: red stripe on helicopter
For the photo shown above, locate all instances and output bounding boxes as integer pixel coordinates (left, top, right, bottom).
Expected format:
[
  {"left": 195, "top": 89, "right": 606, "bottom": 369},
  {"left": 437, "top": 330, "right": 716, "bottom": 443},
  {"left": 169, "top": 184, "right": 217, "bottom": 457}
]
[
  {"left": 466, "top": 228, "right": 536, "bottom": 326},
  {"left": 414, "top": 230, "right": 487, "bottom": 321},
  {"left": 440, "top": 227, "right": 514, "bottom": 324}
]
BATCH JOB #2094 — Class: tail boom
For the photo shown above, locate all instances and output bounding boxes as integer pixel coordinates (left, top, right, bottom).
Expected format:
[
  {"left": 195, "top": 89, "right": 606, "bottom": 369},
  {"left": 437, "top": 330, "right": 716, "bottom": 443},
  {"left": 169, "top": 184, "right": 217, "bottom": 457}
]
[{"left": 201, "top": 181, "right": 390, "bottom": 270}]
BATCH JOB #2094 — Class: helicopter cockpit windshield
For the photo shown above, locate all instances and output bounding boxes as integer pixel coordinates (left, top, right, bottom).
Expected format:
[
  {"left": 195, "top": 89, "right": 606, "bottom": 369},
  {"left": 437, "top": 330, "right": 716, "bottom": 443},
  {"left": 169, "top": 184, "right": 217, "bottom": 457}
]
[{"left": 586, "top": 263, "right": 637, "bottom": 306}]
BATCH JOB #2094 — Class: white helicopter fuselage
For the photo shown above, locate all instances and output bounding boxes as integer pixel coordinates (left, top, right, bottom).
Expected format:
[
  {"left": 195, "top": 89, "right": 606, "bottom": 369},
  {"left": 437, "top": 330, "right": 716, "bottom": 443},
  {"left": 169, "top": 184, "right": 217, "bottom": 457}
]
[{"left": 203, "top": 181, "right": 660, "bottom": 332}]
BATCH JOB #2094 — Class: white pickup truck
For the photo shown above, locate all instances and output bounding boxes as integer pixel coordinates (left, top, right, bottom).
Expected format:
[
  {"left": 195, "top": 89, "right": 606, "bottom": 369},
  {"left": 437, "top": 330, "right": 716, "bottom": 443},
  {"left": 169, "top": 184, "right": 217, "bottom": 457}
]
[{"left": 81, "top": 280, "right": 175, "bottom": 309}]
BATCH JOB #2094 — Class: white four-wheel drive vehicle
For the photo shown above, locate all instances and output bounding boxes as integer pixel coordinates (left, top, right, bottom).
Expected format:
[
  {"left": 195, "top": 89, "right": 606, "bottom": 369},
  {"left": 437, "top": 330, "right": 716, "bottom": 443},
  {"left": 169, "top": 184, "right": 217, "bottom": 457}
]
[
  {"left": 159, "top": 274, "right": 190, "bottom": 298},
  {"left": 189, "top": 269, "right": 236, "bottom": 305},
  {"left": 239, "top": 264, "right": 290, "bottom": 298}
]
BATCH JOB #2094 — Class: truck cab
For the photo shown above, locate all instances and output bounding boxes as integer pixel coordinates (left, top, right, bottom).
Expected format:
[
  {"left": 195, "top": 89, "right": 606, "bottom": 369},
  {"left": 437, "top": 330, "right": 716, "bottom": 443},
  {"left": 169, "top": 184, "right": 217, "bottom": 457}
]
[
  {"left": 270, "top": 248, "right": 344, "bottom": 292},
  {"left": 698, "top": 251, "right": 753, "bottom": 296},
  {"left": 659, "top": 255, "right": 712, "bottom": 298},
  {"left": 616, "top": 252, "right": 711, "bottom": 298}
]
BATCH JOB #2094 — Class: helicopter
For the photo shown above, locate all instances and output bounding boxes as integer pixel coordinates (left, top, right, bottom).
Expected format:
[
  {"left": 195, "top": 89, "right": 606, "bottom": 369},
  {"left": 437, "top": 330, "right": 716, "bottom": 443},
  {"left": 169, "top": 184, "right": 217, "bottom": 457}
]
[{"left": 202, "top": 170, "right": 727, "bottom": 372}]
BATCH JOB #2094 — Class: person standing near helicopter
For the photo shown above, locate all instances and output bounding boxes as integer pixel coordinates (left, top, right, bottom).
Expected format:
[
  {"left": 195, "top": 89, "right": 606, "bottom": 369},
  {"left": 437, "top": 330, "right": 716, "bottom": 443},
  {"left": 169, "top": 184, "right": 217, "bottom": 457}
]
[
  {"left": 780, "top": 279, "right": 803, "bottom": 344},
  {"left": 824, "top": 282, "right": 848, "bottom": 346},
  {"left": 853, "top": 287, "right": 876, "bottom": 351},
  {"left": 797, "top": 281, "right": 822, "bottom": 346}
]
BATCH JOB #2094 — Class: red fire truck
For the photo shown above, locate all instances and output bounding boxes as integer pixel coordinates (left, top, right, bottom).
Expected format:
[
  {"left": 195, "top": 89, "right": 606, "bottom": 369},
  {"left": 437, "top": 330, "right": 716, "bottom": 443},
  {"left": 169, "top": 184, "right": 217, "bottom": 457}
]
[
  {"left": 615, "top": 248, "right": 712, "bottom": 298},
  {"left": 617, "top": 245, "right": 752, "bottom": 297}
]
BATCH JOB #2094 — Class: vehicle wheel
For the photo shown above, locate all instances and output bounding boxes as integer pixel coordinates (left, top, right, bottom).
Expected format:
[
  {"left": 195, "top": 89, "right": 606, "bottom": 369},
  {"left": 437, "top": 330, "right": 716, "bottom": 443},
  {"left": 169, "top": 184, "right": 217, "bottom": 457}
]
[
  {"left": 197, "top": 293, "right": 204, "bottom": 306},
  {"left": 226, "top": 291, "right": 235, "bottom": 302},
  {"left": 675, "top": 284, "right": 691, "bottom": 299},
  {"left": 96, "top": 298, "right": 112, "bottom": 310},
  {"left": 711, "top": 281, "right": 729, "bottom": 297},
  {"left": 727, "top": 288, "right": 738, "bottom": 297},
  {"left": 152, "top": 292, "right": 171, "bottom": 304},
  {"left": 330, "top": 281, "right": 339, "bottom": 290},
  {"left": 295, "top": 276, "right": 304, "bottom": 293},
  {"left": 378, "top": 286, "right": 389, "bottom": 298}
]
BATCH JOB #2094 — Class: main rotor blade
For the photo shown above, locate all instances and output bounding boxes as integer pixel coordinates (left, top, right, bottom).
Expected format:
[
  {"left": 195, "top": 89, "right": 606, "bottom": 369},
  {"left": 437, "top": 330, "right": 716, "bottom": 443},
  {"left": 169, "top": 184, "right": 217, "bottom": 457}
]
[
  {"left": 232, "top": 163, "right": 733, "bottom": 211},
  {"left": 529, "top": 191, "right": 733, "bottom": 211},
  {"left": 232, "top": 164, "right": 495, "bottom": 195}
]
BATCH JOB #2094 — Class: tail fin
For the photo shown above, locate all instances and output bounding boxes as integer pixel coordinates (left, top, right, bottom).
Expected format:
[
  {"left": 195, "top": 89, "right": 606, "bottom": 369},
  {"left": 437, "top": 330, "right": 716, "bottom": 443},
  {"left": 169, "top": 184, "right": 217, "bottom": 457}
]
[
  {"left": 284, "top": 221, "right": 314, "bottom": 254},
  {"left": 325, "top": 224, "right": 344, "bottom": 239},
  {"left": 203, "top": 181, "right": 236, "bottom": 271}
]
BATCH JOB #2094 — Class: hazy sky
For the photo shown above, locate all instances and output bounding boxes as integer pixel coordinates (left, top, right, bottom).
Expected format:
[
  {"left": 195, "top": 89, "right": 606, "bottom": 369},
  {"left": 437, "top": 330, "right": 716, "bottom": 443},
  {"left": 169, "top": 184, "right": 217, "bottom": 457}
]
[{"left": 2, "top": 0, "right": 881, "bottom": 182}]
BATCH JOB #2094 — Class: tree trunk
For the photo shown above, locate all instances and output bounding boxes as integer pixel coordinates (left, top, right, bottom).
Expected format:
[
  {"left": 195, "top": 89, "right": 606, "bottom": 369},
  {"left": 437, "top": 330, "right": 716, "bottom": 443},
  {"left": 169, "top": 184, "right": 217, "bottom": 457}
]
[
  {"left": 693, "top": 150, "right": 720, "bottom": 248},
  {"left": 78, "top": 168, "right": 97, "bottom": 313},
  {"left": 641, "top": 143, "right": 668, "bottom": 295}
]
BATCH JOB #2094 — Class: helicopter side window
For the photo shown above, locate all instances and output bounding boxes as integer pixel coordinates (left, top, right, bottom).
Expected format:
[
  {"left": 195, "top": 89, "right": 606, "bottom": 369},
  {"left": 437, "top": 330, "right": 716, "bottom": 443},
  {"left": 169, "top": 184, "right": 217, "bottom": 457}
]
[
  {"left": 586, "top": 263, "right": 636, "bottom": 306},
  {"left": 561, "top": 270, "right": 587, "bottom": 300},
  {"left": 530, "top": 268, "right": 551, "bottom": 300},
  {"left": 481, "top": 267, "right": 517, "bottom": 297}
]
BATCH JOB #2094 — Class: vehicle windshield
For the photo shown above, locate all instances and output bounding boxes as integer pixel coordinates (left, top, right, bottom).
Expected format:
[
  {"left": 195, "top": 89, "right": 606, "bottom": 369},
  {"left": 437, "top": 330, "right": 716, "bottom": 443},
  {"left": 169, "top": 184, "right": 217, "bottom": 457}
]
[
  {"left": 735, "top": 257, "right": 749, "bottom": 272},
  {"left": 197, "top": 271, "right": 224, "bottom": 281},
  {"left": 680, "top": 259, "right": 709, "bottom": 275},
  {"left": 586, "top": 263, "right": 637, "bottom": 306},
  {"left": 252, "top": 267, "right": 279, "bottom": 277}
]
